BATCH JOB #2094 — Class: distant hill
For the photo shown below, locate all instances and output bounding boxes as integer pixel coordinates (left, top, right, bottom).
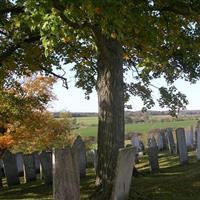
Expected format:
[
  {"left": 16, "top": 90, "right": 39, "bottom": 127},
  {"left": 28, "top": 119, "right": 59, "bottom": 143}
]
[{"left": 53, "top": 110, "right": 200, "bottom": 118}]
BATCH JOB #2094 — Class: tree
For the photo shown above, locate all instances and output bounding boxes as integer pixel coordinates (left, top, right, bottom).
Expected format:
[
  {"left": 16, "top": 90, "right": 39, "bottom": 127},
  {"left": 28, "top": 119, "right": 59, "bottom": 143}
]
[{"left": 1, "top": 1, "right": 200, "bottom": 198}]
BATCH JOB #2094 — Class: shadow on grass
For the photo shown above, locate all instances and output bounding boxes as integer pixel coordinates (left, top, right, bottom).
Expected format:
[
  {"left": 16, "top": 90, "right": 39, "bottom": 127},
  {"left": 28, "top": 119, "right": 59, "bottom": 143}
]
[{"left": 130, "top": 150, "right": 200, "bottom": 200}]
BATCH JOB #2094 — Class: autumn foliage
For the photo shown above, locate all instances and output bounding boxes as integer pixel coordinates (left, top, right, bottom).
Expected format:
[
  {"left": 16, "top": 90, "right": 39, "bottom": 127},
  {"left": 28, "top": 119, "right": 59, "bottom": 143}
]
[{"left": 0, "top": 135, "right": 14, "bottom": 153}]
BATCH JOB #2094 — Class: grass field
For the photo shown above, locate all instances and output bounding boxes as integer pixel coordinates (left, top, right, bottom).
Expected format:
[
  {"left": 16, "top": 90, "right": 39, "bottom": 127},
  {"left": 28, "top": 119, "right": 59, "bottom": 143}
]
[
  {"left": 74, "top": 117, "right": 198, "bottom": 137},
  {"left": 1, "top": 150, "right": 200, "bottom": 199}
]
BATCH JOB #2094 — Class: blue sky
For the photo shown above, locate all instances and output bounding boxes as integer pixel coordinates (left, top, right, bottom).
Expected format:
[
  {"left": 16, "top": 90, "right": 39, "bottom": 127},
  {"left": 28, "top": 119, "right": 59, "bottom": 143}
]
[{"left": 48, "top": 69, "right": 200, "bottom": 112}]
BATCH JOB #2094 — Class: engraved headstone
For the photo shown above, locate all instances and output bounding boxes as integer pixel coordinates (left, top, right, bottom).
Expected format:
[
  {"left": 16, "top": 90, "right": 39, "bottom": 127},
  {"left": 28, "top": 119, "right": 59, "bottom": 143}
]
[
  {"left": 53, "top": 148, "right": 80, "bottom": 200},
  {"left": 39, "top": 151, "right": 52, "bottom": 185},
  {"left": 73, "top": 136, "right": 87, "bottom": 178},
  {"left": 176, "top": 128, "right": 188, "bottom": 165},
  {"left": 23, "top": 153, "right": 37, "bottom": 182},
  {"left": 33, "top": 152, "right": 40, "bottom": 173},
  {"left": 15, "top": 152, "right": 24, "bottom": 176},
  {"left": 166, "top": 128, "right": 176, "bottom": 154},
  {"left": 148, "top": 146, "right": 159, "bottom": 173},
  {"left": 3, "top": 151, "right": 20, "bottom": 186},
  {"left": 111, "top": 147, "right": 136, "bottom": 200}
]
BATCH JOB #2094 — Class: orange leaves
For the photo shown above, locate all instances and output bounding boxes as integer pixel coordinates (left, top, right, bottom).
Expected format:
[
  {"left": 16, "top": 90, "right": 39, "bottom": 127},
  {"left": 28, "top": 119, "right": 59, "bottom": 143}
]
[
  {"left": 0, "top": 135, "right": 14, "bottom": 151},
  {"left": 95, "top": 7, "right": 102, "bottom": 15}
]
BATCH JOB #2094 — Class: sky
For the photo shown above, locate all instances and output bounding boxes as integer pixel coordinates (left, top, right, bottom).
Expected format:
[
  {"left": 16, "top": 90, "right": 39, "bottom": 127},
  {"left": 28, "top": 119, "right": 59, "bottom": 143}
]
[{"left": 48, "top": 67, "right": 200, "bottom": 113}]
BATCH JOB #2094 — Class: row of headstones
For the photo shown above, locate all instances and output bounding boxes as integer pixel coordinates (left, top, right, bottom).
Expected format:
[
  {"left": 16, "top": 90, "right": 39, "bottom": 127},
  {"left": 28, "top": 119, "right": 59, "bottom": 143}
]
[
  {"left": 0, "top": 135, "right": 89, "bottom": 187},
  {"left": 53, "top": 145, "right": 137, "bottom": 200},
  {"left": 131, "top": 122, "right": 200, "bottom": 173},
  {"left": 1, "top": 150, "right": 52, "bottom": 187}
]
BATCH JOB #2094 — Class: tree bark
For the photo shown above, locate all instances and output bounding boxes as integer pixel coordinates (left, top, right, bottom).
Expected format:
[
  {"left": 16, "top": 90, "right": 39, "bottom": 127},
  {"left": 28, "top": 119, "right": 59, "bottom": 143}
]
[{"left": 95, "top": 35, "right": 124, "bottom": 199}]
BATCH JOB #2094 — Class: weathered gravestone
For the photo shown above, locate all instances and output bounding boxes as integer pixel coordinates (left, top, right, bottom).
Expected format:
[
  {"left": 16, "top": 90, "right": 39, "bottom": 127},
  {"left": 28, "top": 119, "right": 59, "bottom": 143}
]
[
  {"left": 23, "top": 153, "right": 37, "bottom": 182},
  {"left": 197, "top": 121, "right": 200, "bottom": 160},
  {"left": 53, "top": 147, "right": 80, "bottom": 200},
  {"left": 73, "top": 136, "right": 87, "bottom": 178},
  {"left": 15, "top": 152, "right": 24, "bottom": 176},
  {"left": 185, "top": 126, "right": 194, "bottom": 149},
  {"left": 3, "top": 151, "right": 20, "bottom": 186},
  {"left": 166, "top": 128, "right": 176, "bottom": 154},
  {"left": 176, "top": 128, "right": 188, "bottom": 165},
  {"left": 39, "top": 151, "right": 52, "bottom": 185},
  {"left": 148, "top": 136, "right": 157, "bottom": 148},
  {"left": 131, "top": 134, "right": 140, "bottom": 152},
  {"left": 111, "top": 147, "right": 136, "bottom": 200},
  {"left": 148, "top": 146, "right": 159, "bottom": 173},
  {"left": 157, "top": 133, "right": 164, "bottom": 151},
  {"left": 33, "top": 152, "right": 40, "bottom": 174},
  {"left": 86, "top": 149, "right": 95, "bottom": 168},
  {"left": 160, "top": 130, "right": 168, "bottom": 150}
]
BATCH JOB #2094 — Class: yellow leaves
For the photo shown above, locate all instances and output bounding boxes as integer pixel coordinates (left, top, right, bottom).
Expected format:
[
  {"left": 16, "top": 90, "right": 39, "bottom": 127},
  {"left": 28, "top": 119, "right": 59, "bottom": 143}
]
[
  {"left": 123, "top": 52, "right": 129, "bottom": 60},
  {"left": 0, "top": 135, "right": 14, "bottom": 151}
]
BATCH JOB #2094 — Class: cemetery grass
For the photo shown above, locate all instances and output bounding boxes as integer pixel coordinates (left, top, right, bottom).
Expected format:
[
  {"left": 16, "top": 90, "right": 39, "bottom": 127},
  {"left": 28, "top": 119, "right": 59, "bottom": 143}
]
[
  {"left": 74, "top": 118, "right": 198, "bottom": 137},
  {"left": 1, "top": 151, "right": 200, "bottom": 199}
]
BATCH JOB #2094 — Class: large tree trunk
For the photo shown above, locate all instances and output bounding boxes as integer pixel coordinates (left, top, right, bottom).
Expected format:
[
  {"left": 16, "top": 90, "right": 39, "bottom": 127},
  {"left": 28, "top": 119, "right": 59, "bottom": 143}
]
[{"left": 95, "top": 36, "right": 124, "bottom": 199}]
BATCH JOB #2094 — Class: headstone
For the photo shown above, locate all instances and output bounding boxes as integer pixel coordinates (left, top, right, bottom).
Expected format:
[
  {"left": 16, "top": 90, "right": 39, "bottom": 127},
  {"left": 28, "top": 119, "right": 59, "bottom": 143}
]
[
  {"left": 73, "top": 136, "right": 87, "bottom": 178},
  {"left": 166, "top": 128, "right": 176, "bottom": 154},
  {"left": 157, "top": 133, "right": 164, "bottom": 151},
  {"left": 131, "top": 134, "right": 140, "bottom": 152},
  {"left": 161, "top": 130, "right": 168, "bottom": 150},
  {"left": 39, "top": 151, "right": 52, "bottom": 185},
  {"left": 53, "top": 147, "right": 80, "bottom": 200},
  {"left": 111, "top": 147, "right": 136, "bottom": 200},
  {"left": 15, "top": 152, "right": 24, "bottom": 176},
  {"left": 197, "top": 121, "right": 200, "bottom": 160},
  {"left": 33, "top": 152, "right": 40, "bottom": 173},
  {"left": 176, "top": 128, "right": 188, "bottom": 165},
  {"left": 86, "top": 149, "right": 95, "bottom": 168},
  {"left": 23, "top": 153, "right": 37, "bottom": 182},
  {"left": 185, "top": 126, "right": 194, "bottom": 149},
  {"left": 148, "top": 146, "right": 159, "bottom": 173},
  {"left": 148, "top": 136, "right": 157, "bottom": 148},
  {"left": 3, "top": 151, "right": 20, "bottom": 186}
]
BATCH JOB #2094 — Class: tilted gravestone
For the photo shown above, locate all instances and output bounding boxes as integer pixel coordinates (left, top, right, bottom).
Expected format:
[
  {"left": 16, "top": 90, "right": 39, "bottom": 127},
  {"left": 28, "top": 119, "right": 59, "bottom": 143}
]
[
  {"left": 111, "top": 147, "right": 136, "bottom": 200},
  {"left": 166, "top": 128, "right": 176, "bottom": 154},
  {"left": 197, "top": 121, "right": 200, "bottom": 160},
  {"left": 53, "top": 147, "right": 80, "bottom": 200},
  {"left": 148, "top": 146, "right": 159, "bottom": 173},
  {"left": 39, "top": 151, "right": 52, "bottom": 185},
  {"left": 73, "top": 136, "right": 87, "bottom": 178},
  {"left": 176, "top": 128, "right": 188, "bottom": 165},
  {"left": 3, "top": 151, "right": 20, "bottom": 186},
  {"left": 15, "top": 152, "right": 24, "bottom": 176},
  {"left": 23, "top": 153, "right": 37, "bottom": 182}
]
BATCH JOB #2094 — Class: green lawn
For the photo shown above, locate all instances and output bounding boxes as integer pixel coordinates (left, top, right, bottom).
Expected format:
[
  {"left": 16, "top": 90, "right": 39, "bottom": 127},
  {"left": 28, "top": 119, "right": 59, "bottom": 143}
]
[
  {"left": 1, "top": 150, "right": 200, "bottom": 199},
  {"left": 74, "top": 117, "right": 198, "bottom": 137}
]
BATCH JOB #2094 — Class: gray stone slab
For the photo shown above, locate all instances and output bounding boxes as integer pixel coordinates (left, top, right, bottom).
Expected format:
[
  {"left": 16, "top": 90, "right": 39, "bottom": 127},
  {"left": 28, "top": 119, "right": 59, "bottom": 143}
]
[
  {"left": 131, "top": 134, "right": 140, "bottom": 152},
  {"left": 15, "top": 152, "right": 24, "bottom": 176},
  {"left": 33, "top": 152, "right": 40, "bottom": 174},
  {"left": 166, "top": 128, "right": 176, "bottom": 154},
  {"left": 53, "top": 148, "right": 80, "bottom": 200},
  {"left": 73, "top": 136, "right": 87, "bottom": 178},
  {"left": 197, "top": 121, "right": 200, "bottom": 160},
  {"left": 3, "top": 151, "right": 20, "bottom": 186},
  {"left": 148, "top": 147, "right": 159, "bottom": 173},
  {"left": 148, "top": 136, "right": 157, "bottom": 148},
  {"left": 111, "top": 147, "right": 136, "bottom": 200},
  {"left": 86, "top": 149, "right": 95, "bottom": 168},
  {"left": 176, "top": 128, "right": 188, "bottom": 165},
  {"left": 157, "top": 133, "right": 164, "bottom": 151},
  {"left": 161, "top": 130, "right": 168, "bottom": 150},
  {"left": 39, "top": 151, "right": 52, "bottom": 185},
  {"left": 23, "top": 153, "right": 37, "bottom": 182}
]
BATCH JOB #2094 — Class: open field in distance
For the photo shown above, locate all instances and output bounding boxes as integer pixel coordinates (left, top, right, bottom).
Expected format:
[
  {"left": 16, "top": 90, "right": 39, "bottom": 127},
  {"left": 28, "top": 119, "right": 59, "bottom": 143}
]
[{"left": 74, "top": 116, "right": 199, "bottom": 137}]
